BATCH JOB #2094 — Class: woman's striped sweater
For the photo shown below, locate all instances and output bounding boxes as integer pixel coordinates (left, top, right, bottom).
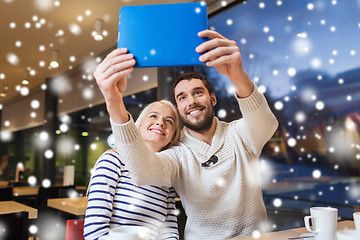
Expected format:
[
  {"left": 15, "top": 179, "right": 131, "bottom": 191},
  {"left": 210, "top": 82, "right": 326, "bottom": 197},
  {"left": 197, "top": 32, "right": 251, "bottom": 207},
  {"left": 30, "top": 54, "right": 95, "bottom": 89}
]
[{"left": 84, "top": 149, "right": 179, "bottom": 240}]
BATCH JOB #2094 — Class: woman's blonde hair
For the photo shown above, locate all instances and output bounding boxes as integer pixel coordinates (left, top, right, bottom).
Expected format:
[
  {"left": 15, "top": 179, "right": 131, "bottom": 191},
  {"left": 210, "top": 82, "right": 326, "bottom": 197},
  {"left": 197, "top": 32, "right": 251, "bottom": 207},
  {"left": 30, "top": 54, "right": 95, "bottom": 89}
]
[
  {"left": 135, "top": 99, "right": 180, "bottom": 149},
  {"left": 86, "top": 100, "right": 180, "bottom": 197}
]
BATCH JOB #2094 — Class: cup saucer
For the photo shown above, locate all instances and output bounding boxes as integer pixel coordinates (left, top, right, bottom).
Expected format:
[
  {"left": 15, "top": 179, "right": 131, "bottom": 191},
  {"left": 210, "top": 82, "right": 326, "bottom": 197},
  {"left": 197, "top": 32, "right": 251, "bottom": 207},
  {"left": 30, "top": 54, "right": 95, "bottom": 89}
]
[{"left": 300, "top": 233, "right": 315, "bottom": 240}]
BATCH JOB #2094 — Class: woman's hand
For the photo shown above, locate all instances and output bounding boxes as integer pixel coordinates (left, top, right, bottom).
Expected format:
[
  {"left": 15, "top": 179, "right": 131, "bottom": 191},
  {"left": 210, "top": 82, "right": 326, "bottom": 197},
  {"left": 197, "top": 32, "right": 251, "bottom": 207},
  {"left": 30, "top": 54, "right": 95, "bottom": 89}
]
[
  {"left": 94, "top": 48, "right": 136, "bottom": 123},
  {"left": 94, "top": 48, "right": 136, "bottom": 103}
]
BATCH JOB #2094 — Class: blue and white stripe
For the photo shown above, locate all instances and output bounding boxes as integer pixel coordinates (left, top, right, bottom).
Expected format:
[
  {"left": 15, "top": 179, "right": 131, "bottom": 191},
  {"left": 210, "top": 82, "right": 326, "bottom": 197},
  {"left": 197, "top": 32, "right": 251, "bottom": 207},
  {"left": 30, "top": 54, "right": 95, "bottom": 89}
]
[{"left": 84, "top": 150, "right": 179, "bottom": 240}]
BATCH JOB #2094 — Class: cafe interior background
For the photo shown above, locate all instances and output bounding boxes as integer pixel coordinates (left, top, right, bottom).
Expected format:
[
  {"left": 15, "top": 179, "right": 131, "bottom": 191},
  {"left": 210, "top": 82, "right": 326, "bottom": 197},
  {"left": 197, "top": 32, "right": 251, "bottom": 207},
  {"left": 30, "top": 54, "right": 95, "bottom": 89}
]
[{"left": 0, "top": 0, "right": 359, "bottom": 238}]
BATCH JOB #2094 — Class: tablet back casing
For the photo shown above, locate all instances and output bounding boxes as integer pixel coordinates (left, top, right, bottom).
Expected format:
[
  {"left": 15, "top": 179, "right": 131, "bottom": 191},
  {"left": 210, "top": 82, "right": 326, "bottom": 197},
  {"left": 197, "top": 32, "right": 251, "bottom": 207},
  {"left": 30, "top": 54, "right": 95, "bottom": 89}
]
[{"left": 118, "top": 2, "right": 208, "bottom": 67}]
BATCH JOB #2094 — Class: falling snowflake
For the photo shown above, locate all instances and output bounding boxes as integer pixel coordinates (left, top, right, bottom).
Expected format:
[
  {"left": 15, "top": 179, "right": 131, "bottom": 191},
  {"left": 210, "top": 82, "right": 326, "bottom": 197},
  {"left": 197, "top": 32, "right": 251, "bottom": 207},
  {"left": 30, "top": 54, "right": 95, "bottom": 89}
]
[
  {"left": 3, "top": 120, "right": 10, "bottom": 127},
  {"left": 315, "top": 101, "right": 324, "bottom": 110},
  {"left": 295, "top": 112, "right": 306, "bottom": 123},
  {"left": 31, "top": 100, "right": 40, "bottom": 109},
  {"left": 6, "top": 53, "right": 20, "bottom": 65},
  {"left": 215, "top": 177, "right": 226, "bottom": 188},
  {"left": 312, "top": 169, "right": 321, "bottom": 179},
  {"left": 28, "top": 176, "right": 37, "bottom": 186},
  {"left": 217, "top": 109, "right": 227, "bottom": 119},
  {"left": 44, "top": 149, "right": 54, "bottom": 159},
  {"left": 252, "top": 230, "right": 261, "bottom": 239},
  {"left": 273, "top": 198, "right": 282, "bottom": 207},
  {"left": 287, "top": 68, "right": 297, "bottom": 77},
  {"left": 42, "top": 179, "right": 51, "bottom": 188},
  {"left": 82, "top": 87, "right": 94, "bottom": 100},
  {"left": 107, "top": 134, "right": 115, "bottom": 148},
  {"left": 29, "top": 225, "right": 38, "bottom": 235},
  {"left": 142, "top": 75, "right": 149, "bottom": 82},
  {"left": 274, "top": 101, "right": 284, "bottom": 110},
  {"left": 287, "top": 138, "right": 297, "bottom": 147},
  {"left": 311, "top": 58, "right": 322, "bottom": 69},
  {"left": 35, "top": 0, "right": 54, "bottom": 11}
]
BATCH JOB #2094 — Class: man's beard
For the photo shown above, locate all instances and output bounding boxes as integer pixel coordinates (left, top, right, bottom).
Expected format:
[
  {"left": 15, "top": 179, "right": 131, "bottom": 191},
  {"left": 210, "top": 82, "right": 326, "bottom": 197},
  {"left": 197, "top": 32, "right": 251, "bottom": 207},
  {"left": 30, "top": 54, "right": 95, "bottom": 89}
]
[{"left": 182, "top": 106, "right": 215, "bottom": 133}]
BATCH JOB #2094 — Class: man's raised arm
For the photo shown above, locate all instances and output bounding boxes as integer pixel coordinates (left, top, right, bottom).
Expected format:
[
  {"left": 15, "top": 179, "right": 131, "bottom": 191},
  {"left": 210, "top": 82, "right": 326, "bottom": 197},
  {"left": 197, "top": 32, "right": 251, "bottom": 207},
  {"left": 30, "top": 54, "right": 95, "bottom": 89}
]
[{"left": 196, "top": 30, "right": 254, "bottom": 98}]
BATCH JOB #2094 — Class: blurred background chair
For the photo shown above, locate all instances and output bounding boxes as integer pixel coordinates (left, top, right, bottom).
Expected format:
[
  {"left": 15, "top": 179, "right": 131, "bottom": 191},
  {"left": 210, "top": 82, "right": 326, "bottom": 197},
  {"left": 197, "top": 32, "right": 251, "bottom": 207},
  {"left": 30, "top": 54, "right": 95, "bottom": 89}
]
[{"left": 65, "top": 218, "right": 85, "bottom": 240}]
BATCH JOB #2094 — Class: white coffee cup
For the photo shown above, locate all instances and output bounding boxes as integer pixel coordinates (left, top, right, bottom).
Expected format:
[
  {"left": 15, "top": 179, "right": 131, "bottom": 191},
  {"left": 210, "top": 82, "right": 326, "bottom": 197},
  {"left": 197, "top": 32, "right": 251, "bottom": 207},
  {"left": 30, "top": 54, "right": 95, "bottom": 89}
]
[
  {"left": 99, "top": 226, "right": 150, "bottom": 240},
  {"left": 304, "top": 207, "right": 338, "bottom": 240},
  {"left": 353, "top": 212, "right": 360, "bottom": 233},
  {"left": 336, "top": 229, "right": 360, "bottom": 240}
]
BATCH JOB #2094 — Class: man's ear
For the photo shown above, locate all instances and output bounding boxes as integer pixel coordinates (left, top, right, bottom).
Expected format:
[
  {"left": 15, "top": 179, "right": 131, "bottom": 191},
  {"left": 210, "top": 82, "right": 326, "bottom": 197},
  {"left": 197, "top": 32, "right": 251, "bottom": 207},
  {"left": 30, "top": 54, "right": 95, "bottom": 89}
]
[{"left": 210, "top": 92, "right": 217, "bottom": 107}]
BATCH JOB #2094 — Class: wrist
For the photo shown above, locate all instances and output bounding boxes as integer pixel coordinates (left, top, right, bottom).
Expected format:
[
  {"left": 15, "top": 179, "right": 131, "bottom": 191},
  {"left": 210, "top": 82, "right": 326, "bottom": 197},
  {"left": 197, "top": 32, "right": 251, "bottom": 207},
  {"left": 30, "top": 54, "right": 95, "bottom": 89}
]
[
  {"left": 232, "top": 70, "right": 254, "bottom": 98},
  {"left": 106, "top": 99, "right": 129, "bottom": 124}
]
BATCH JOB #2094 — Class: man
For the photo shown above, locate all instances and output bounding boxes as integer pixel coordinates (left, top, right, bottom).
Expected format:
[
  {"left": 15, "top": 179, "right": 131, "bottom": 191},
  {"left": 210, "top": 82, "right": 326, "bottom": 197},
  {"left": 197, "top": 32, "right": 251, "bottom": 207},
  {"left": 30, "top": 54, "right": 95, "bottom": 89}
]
[{"left": 94, "top": 30, "right": 278, "bottom": 239}]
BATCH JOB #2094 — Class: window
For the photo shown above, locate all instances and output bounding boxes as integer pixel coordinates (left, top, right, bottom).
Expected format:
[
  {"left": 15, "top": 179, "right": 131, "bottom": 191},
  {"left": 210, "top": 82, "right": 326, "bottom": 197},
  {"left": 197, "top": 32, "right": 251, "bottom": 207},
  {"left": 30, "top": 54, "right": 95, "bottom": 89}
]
[
  {"left": 56, "top": 87, "right": 158, "bottom": 186},
  {"left": 195, "top": 0, "right": 360, "bottom": 228},
  {"left": 0, "top": 88, "right": 157, "bottom": 187}
]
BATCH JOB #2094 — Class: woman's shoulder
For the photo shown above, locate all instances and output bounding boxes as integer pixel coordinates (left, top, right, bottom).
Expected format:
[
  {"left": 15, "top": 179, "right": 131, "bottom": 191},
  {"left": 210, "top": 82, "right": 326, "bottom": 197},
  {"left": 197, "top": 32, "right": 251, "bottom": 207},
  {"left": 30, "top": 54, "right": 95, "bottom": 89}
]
[
  {"left": 97, "top": 149, "right": 125, "bottom": 167},
  {"left": 100, "top": 149, "right": 120, "bottom": 159}
]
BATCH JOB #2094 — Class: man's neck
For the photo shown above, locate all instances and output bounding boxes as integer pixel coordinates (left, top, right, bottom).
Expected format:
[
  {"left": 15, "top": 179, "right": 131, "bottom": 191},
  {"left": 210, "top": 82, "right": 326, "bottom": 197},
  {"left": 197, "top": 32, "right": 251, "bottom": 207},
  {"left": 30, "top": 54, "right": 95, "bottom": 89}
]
[{"left": 186, "top": 117, "right": 217, "bottom": 146}]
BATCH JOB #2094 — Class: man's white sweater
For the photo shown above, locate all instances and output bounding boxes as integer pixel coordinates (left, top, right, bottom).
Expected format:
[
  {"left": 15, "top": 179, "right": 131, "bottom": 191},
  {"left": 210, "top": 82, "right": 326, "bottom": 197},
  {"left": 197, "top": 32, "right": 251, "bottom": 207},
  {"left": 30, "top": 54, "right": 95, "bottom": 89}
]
[{"left": 111, "top": 86, "right": 278, "bottom": 239}]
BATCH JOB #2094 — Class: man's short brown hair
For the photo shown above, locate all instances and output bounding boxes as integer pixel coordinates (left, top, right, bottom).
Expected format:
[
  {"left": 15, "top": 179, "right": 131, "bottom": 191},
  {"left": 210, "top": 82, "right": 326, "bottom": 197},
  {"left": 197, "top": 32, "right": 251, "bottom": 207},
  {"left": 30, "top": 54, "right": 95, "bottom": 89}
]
[{"left": 171, "top": 72, "right": 214, "bottom": 105}]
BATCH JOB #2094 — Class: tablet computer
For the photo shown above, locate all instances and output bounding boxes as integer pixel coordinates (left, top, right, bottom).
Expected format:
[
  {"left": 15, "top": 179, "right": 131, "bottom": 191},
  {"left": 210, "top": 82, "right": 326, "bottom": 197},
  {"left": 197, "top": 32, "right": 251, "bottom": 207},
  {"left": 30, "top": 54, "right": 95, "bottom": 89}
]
[{"left": 117, "top": 2, "right": 208, "bottom": 68}]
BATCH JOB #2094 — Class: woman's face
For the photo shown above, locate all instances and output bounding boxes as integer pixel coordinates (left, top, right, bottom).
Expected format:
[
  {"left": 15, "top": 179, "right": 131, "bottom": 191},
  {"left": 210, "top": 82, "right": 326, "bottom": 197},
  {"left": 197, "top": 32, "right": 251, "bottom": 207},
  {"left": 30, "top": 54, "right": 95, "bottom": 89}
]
[{"left": 139, "top": 102, "right": 177, "bottom": 152}]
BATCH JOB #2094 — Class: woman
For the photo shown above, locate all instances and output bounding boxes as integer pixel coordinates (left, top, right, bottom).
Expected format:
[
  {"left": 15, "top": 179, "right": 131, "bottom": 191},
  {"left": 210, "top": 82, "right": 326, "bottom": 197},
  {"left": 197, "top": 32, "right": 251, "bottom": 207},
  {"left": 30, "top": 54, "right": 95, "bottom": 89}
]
[{"left": 84, "top": 100, "right": 180, "bottom": 240}]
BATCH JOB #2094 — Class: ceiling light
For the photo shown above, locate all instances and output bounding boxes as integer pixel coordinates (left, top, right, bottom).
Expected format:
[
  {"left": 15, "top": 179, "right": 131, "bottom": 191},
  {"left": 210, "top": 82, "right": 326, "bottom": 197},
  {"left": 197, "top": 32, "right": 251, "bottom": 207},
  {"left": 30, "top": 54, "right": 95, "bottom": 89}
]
[
  {"left": 22, "top": 70, "right": 29, "bottom": 85},
  {"left": 0, "top": 84, "right": 8, "bottom": 98},
  {"left": 93, "top": 19, "right": 104, "bottom": 41},
  {"left": 50, "top": 50, "right": 59, "bottom": 69}
]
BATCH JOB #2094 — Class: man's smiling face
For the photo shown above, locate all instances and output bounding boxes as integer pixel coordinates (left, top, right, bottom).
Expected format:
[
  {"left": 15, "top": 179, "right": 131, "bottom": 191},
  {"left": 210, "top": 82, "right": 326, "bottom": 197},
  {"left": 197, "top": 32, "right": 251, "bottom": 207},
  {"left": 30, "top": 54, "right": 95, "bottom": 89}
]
[{"left": 174, "top": 78, "right": 216, "bottom": 132}]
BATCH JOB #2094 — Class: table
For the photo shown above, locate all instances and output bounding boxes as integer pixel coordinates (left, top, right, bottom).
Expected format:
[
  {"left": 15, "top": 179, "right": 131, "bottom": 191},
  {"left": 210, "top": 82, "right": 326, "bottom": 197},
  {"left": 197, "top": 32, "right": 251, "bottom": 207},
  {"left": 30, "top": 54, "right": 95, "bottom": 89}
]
[
  {"left": 0, "top": 201, "right": 38, "bottom": 219},
  {"left": 47, "top": 196, "right": 88, "bottom": 216},
  {"left": 12, "top": 186, "right": 39, "bottom": 196},
  {"left": 47, "top": 196, "right": 179, "bottom": 216},
  {"left": 0, "top": 181, "right": 8, "bottom": 187},
  {"left": 229, "top": 221, "right": 354, "bottom": 240}
]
